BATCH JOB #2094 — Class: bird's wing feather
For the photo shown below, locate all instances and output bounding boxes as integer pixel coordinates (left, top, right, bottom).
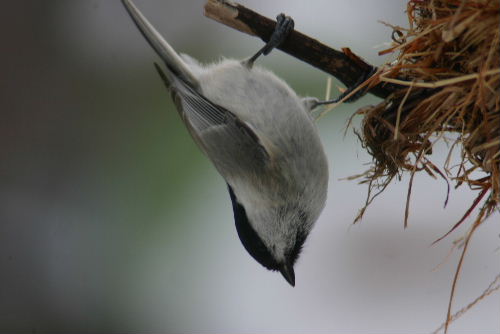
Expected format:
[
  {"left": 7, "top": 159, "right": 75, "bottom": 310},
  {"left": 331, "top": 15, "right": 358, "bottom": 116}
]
[{"left": 155, "top": 64, "right": 270, "bottom": 170}]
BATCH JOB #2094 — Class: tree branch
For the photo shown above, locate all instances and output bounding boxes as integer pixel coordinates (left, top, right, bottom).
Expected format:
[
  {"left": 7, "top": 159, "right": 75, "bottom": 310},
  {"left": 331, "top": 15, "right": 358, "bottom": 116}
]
[{"left": 204, "top": 0, "right": 397, "bottom": 99}]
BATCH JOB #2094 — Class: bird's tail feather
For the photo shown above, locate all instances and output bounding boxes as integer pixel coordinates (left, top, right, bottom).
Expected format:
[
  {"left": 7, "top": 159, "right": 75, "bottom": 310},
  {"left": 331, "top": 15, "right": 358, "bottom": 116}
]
[{"left": 121, "top": 0, "right": 199, "bottom": 88}]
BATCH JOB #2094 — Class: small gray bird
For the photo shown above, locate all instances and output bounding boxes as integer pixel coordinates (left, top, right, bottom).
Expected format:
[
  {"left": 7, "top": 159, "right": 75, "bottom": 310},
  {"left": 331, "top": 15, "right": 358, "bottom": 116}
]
[{"left": 122, "top": 0, "right": 328, "bottom": 286}]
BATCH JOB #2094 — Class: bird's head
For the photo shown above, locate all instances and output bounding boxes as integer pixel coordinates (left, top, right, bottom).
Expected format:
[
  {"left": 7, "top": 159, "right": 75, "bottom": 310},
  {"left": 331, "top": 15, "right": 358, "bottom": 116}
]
[{"left": 228, "top": 185, "right": 315, "bottom": 286}]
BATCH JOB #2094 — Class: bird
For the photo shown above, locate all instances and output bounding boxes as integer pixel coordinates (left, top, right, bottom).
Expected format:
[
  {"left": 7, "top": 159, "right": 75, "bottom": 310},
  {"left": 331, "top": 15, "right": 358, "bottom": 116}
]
[{"left": 121, "top": 0, "right": 329, "bottom": 286}]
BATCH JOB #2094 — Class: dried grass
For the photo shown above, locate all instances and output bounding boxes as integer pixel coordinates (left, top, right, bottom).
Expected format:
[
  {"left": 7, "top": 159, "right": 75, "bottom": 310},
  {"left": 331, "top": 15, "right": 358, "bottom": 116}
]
[
  {"left": 342, "top": 0, "right": 499, "bottom": 332},
  {"left": 432, "top": 273, "right": 500, "bottom": 334},
  {"left": 352, "top": 0, "right": 499, "bottom": 229}
]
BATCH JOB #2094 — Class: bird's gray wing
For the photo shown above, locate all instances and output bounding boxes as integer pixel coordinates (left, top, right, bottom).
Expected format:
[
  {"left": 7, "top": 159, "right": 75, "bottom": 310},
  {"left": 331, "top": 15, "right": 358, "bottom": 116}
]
[{"left": 155, "top": 64, "right": 270, "bottom": 172}]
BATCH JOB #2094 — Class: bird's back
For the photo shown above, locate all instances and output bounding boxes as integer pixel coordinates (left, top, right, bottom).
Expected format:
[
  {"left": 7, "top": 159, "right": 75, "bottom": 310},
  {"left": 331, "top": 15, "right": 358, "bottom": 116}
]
[{"left": 191, "top": 59, "right": 328, "bottom": 213}]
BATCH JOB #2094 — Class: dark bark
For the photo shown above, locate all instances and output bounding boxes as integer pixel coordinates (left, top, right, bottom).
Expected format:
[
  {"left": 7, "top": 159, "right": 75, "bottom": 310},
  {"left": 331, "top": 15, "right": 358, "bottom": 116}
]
[{"left": 204, "top": 0, "right": 398, "bottom": 99}]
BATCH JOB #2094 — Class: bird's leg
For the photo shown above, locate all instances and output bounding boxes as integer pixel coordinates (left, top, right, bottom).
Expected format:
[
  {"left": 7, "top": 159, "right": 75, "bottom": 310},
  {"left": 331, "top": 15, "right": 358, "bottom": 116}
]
[
  {"left": 314, "top": 66, "right": 378, "bottom": 106},
  {"left": 244, "top": 13, "right": 294, "bottom": 68}
]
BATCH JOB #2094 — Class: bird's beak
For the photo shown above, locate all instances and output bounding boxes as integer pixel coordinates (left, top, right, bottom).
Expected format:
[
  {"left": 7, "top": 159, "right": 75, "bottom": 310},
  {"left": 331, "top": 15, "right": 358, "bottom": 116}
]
[{"left": 279, "top": 263, "right": 295, "bottom": 287}]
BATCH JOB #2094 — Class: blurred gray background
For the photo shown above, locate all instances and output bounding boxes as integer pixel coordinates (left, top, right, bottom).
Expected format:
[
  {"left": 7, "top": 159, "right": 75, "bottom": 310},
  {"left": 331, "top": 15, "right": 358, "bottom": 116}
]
[{"left": 1, "top": 1, "right": 498, "bottom": 333}]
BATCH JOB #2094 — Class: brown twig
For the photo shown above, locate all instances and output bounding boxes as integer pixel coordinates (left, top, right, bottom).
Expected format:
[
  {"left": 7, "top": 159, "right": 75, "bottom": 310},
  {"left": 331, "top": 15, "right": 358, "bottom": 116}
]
[{"left": 203, "top": 0, "right": 397, "bottom": 99}]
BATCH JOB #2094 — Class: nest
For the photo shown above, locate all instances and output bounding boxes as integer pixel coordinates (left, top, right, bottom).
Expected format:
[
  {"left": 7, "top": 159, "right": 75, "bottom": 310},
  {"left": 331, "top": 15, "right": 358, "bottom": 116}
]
[
  {"left": 352, "top": 0, "right": 499, "bottom": 235},
  {"left": 346, "top": 1, "right": 499, "bottom": 331}
]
